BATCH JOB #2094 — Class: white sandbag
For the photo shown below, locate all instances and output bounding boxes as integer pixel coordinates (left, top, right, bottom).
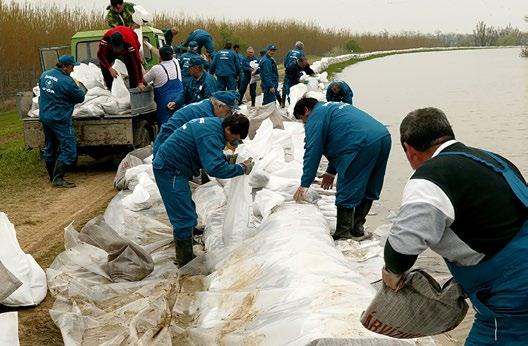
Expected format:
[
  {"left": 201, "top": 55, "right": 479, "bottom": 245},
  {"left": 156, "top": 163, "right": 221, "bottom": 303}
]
[
  {"left": 71, "top": 63, "right": 105, "bottom": 90},
  {"left": 0, "top": 312, "right": 19, "bottom": 346},
  {"left": 112, "top": 59, "right": 129, "bottom": 78},
  {"left": 246, "top": 103, "right": 285, "bottom": 139},
  {"left": 122, "top": 184, "right": 152, "bottom": 211},
  {"left": 249, "top": 60, "right": 260, "bottom": 84},
  {"left": 0, "top": 213, "right": 47, "bottom": 307},
  {"left": 111, "top": 74, "right": 131, "bottom": 111},
  {"left": 222, "top": 175, "right": 252, "bottom": 247},
  {"left": 132, "top": 5, "right": 153, "bottom": 25},
  {"left": 253, "top": 189, "right": 285, "bottom": 219}
]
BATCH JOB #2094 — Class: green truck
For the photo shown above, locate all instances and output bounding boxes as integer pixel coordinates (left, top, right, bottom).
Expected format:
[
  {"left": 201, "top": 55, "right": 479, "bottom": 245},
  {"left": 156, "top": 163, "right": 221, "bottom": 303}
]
[{"left": 18, "top": 26, "right": 166, "bottom": 160}]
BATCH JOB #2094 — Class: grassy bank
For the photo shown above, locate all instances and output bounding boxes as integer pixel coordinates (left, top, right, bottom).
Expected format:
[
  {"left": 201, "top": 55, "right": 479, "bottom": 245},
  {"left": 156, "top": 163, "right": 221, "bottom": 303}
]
[{"left": 0, "top": 111, "right": 44, "bottom": 192}]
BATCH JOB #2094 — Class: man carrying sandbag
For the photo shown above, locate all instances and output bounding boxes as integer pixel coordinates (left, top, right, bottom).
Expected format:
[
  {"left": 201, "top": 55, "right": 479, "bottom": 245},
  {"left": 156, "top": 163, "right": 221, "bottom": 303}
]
[
  {"left": 292, "top": 98, "right": 391, "bottom": 241},
  {"left": 382, "top": 107, "right": 527, "bottom": 344},
  {"left": 153, "top": 114, "right": 254, "bottom": 266}
]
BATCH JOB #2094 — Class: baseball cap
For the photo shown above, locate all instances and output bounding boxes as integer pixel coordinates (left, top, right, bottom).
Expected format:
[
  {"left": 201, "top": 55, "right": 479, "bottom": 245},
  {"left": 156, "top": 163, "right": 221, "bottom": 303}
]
[
  {"left": 58, "top": 55, "right": 80, "bottom": 66},
  {"left": 266, "top": 44, "right": 277, "bottom": 51},
  {"left": 188, "top": 40, "right": 198, "bottom": 48},
  {"left": 212, "top": 91, "right": 241, "bottom": 109},
  {"left": 188, "top": 56, "right": 204, "bottom": 67}
]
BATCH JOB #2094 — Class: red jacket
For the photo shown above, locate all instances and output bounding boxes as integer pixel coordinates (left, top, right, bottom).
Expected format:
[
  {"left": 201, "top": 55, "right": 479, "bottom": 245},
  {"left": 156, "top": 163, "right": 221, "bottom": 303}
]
[{"left": 97, "top": 26, "right": 143, "bottom": 82}]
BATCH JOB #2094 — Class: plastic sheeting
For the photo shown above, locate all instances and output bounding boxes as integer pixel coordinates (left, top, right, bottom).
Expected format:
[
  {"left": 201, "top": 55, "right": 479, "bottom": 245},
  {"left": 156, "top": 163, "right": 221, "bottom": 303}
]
[{"left": 0, "top": 213, "right": 47, "bottom": 307}]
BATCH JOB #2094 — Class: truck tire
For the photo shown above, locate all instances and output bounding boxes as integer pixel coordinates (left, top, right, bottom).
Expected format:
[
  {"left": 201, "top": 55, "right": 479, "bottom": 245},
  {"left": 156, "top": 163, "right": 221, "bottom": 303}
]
[{"left": 133, "top": 120, "right": 153, "bottom": 149}]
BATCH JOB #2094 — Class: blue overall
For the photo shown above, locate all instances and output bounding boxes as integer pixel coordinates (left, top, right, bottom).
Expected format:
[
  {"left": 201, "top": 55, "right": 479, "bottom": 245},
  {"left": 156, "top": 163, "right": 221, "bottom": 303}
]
[
  {"left": 440, "top": 151, "right": 528, "bottom": 345},
  {"left": 259, "top": 55, "right": 280, "bottom": 105},
  {"left": 38, "top": 67, "right": 85, "bottom": 166},
  {"left": 154, "top": 61, "right": 183, "bottom": 125},
  {"left": 301, "top": 102, "right": 391, "bottom": 208},
  {"left": 153, "top": 117, "right": 244, "bottom": 240}
]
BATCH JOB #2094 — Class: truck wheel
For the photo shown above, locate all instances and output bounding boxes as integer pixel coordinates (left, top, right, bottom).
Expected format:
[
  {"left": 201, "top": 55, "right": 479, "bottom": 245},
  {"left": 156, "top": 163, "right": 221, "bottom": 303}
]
[{"left": 133, "top": 120, "right": 153, "bottom": 148}]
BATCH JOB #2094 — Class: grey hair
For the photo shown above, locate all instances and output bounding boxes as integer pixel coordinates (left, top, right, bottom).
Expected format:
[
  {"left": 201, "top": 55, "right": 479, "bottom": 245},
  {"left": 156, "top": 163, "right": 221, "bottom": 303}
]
[
  {"left": 295, "top": 41, "right": 304, "bottom": 49},
  {"left": 210, "top": 97, "right": 228, "bottom": 109},
  {"left": 400, "top": 107, "right": 455, "bottom": 152}
]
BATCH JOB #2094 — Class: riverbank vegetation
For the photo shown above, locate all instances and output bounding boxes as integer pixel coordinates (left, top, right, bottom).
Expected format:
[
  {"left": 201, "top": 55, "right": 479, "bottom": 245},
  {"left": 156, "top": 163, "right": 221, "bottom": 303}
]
[{"left": 1, "top": 0, "right": 527, "bottom": 104}]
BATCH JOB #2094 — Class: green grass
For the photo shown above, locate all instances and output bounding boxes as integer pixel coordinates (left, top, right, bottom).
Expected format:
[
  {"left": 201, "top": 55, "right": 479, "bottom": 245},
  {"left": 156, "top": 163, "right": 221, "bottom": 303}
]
[{"left": 0, "top": 111, "right": 44, "bottom": 190}]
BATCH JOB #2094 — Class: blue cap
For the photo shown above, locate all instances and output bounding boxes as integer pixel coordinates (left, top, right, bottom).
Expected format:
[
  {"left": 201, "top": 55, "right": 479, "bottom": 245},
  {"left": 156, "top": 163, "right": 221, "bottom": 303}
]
[
  {"left": 188, "top": 56, "right": 204, "bottom": 67},
  {"left": 266, "top": 44, "right": 277, "bottom": 51},
  {"left": 188, "top": 40, "right": 198, "bottom": 48},
  {"left": 212, "top": 91, "right": 240, "bottom": 109},
  {"left": 58, "top": 55, "right": 79, "bottom": 66}
]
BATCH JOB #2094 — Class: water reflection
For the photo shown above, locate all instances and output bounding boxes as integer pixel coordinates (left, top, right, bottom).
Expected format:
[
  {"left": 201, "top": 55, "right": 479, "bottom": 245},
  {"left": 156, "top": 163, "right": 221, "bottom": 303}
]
[{"left": 337, "top": 48, "right": 528, "bottom": 227}]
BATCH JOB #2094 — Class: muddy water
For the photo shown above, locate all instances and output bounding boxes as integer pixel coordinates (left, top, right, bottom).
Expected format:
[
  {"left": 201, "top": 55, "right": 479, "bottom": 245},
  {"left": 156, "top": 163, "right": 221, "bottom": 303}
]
[{"left": 336, "top": 47, "right": 528, "bottom": 230}]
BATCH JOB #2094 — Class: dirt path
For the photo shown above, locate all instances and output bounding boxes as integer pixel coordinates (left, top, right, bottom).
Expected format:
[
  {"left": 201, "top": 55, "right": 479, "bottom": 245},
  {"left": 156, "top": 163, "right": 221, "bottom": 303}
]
[{"left": 2, "top": 168, "right": 117, "bottom": 346}]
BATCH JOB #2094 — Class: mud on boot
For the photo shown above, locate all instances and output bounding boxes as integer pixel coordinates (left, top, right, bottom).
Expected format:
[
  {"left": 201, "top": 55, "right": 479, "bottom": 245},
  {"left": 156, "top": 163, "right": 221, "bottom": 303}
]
[{"left": 52, "top": 160, "right": 76, "bottom": 188}]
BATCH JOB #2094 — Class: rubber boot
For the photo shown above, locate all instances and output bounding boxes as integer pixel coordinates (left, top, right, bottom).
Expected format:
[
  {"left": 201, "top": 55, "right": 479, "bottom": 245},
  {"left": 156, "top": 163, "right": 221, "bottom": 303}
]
[
  {"left": 251, "top": 96, "right": 255, "bottom": 107},
  {"left": 174, "top": 237, "right": 195, "bottom": 267},
  {"left": 333, "top": 206, "right": 355, "bottom": 240},
  {"left": 352, "top": 200, "right": 373, "bottom": 237},
  {"left": 45, "top": 161, "right": 55, "bottom": 182},
  {"left": 52, "top": 160, "right": 76, "bottom": 188},
  {"left": 200, "top": 169, "right": 210, "bottom": 184},
  {"left": 280, "top": 93, "right": 286, "bottom": 108}
]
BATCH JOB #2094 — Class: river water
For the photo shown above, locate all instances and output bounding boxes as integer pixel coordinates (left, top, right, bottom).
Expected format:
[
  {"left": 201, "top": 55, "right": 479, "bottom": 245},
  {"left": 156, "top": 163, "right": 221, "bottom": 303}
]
[{"left": 336, "top": 47, "right": 528, "bottom": 230}]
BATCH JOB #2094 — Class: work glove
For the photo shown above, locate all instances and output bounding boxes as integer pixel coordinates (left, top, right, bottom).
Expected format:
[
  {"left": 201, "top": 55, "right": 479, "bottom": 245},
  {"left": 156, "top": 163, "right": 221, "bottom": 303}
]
[
  {"left": 382, "top": 266, "right": 406, "bottom": 291},
  {"left": 225, "top": 153, "right": 238, "bottom": 164},
  {"left": 239, "top": 157, "right": 254, "bottom": 175},
  {"left": 143, "top": 40, "right": 153, "bottom": 50},
  {"left": 320, "top": 172, "right": 335, "bottom": 190}
]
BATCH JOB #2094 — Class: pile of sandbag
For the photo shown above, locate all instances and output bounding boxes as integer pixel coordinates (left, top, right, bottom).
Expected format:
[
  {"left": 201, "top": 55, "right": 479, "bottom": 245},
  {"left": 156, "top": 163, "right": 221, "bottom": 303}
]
[
  {"left": 0, "top": 212, "right": 48, "bottom": 346},
  {"left": 28, "top": 60, "right": 131, "bottom": 119}
]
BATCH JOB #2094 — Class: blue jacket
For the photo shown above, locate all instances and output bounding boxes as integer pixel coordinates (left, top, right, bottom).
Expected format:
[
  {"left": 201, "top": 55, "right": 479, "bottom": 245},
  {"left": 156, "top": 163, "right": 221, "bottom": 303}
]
[
  {"left": 154, "top": 99, "right": 215, "bottom": 154},
  {"left": 301, "top": 102, "right": 389, "bottom": 187},
  {"left": 153, "top": 117, "right": 244, "bottom": 178},
  {"left": 184, "top": 72, "right": 218, "bottom": 105},
  {"left": 259, "top": 54, "right": 278, "bottom": 90},
  {"left": 326, "top": 81, "right": 353, "bottom": 105},
  {"left": 242, "top": 55, "right": 258, "bottom": 76},
  {"left": 183, "top": 29, "right": 211, "bottom": 45},
  {"left": 210, "top": 49, "right": 240, "bottom": 77},
  {"left": 38, "top": 67, "right": 85, "bottom": 123},
  {"left": 283, "top": 48, "right": 305, "bottom": 68}
]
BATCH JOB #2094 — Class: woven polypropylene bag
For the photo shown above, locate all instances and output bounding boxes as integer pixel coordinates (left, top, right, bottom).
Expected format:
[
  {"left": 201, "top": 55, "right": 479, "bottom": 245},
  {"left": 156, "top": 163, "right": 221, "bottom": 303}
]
[{"left": 361, "top": 269, "right": 468, "bottom": 338}]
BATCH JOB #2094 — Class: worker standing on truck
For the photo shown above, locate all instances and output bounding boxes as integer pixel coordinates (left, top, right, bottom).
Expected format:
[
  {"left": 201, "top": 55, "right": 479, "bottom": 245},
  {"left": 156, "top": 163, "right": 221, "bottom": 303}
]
[
  {"left": 97, "top": 26, "right": 145, "bottom": 91},
  {"left": 144, "top": 45, "right": 183, "bottom": 125},
  {"left": 38, "top": 55, "right": 85, "bottom": 188},
  {"left": 106, "top": 0, "right": 137, "bottom": 28},
  {"left": 153, "top": 114, "right": 254, "bottom": 266}
]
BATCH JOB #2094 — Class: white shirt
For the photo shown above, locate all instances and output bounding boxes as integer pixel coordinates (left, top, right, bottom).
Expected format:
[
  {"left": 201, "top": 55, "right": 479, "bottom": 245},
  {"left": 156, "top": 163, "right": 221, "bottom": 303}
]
[{"left": 144, "top": 58, "right": 182, "bottom": 88}]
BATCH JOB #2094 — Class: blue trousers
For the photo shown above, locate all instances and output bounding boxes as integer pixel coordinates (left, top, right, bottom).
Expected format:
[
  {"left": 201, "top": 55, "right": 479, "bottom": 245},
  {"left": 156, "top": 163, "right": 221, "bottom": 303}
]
[
  {"left": 262, "top": 87, "right": 281, "bottom": 106},
  {"left": 216, "top": 75, "right": 237, "bottom": 91},
  {"left": 335, "top": 135, "right": 391, "bottom": 208},
  {"left": 41, "top": 121, "right": 77, "bottom": 166},
  {"left": 196, "top": 36, "right": 215, "bottom": 56},
  {"left": 153, "top": 167, "right": 196, "bottom": 240}
]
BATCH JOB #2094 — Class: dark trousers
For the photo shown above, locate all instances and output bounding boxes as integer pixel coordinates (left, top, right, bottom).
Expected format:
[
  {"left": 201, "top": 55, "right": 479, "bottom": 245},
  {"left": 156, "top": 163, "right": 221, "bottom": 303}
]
[
  {"left": 101, "top": 54, "right": 140, "bottom": 90},
  {"left": 41, "top": 121, "right": 77, "bottom": 166}
]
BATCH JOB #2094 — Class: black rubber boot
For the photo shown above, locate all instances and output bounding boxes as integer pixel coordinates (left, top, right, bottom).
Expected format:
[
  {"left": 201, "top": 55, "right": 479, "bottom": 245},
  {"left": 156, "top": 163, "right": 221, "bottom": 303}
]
[
  {"left": 200, "top": 170, "right": 210, "bottom": 184},
  {"left": 352, "top": 200, "right": 373, "bottom": 237},
  {"left": 174, "top": 237, "right": 195, "bottom": 267},
  {"left": 52, "top": 160, "right": 76, "bottom": 188},
  {"left": 45, "top": 161, "right": 55, "bottom": 182},
  {"left": 333, "top": 206, "right": 355, "bottom": 240},
  {"left": 280, "top": 93, "right": 286, "bottom": 108},
  {"left": 251, "top": 96, "right": 255, "bottom": 107}
]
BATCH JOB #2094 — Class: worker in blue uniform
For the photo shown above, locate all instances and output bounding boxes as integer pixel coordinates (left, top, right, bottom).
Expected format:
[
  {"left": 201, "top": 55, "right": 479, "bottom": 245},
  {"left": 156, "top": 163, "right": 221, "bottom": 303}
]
[
  {"left": 182, "top": 28, "right": 215, "bottom": 58},
  {"left": 281, "top": 57, "right": 315, "bottom": 108},
  {"left": 238, "top": 46, "right": 258, "bottom": 106},
  {"left": 260, "top": 44, "right": 280, "bottom": 106},
  {"left": 144, "top": 45, "right": 183, "bottom": 125},
  {"left": 382, "top": 107, "right": 527, "bottom": 345},
  {"left": 153, "top": 90, "right": 240, "bottom": 156},
  {"left": 183, "top": 56, "right": 219, "bottom": 106},
  {"left": 153, "top": 114, "right": 254, "bottom": 266},
  {"left": 177, "top": 41, "right": 209, "bottom": 89},
  {"left": 283, "top": 41, "right": 305, "bottom": 68},
  {"left": 209, "top": 42, "right": 240, "bottom": 91},
  {"left": 293, "top": 98, "right": 391, "bottom": 241},
  {"left": 38, "top": 55, "right": 85, "bottom": 188},
  {"left": 326, "top": 80, "right": 353, "bottom": 105}
]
